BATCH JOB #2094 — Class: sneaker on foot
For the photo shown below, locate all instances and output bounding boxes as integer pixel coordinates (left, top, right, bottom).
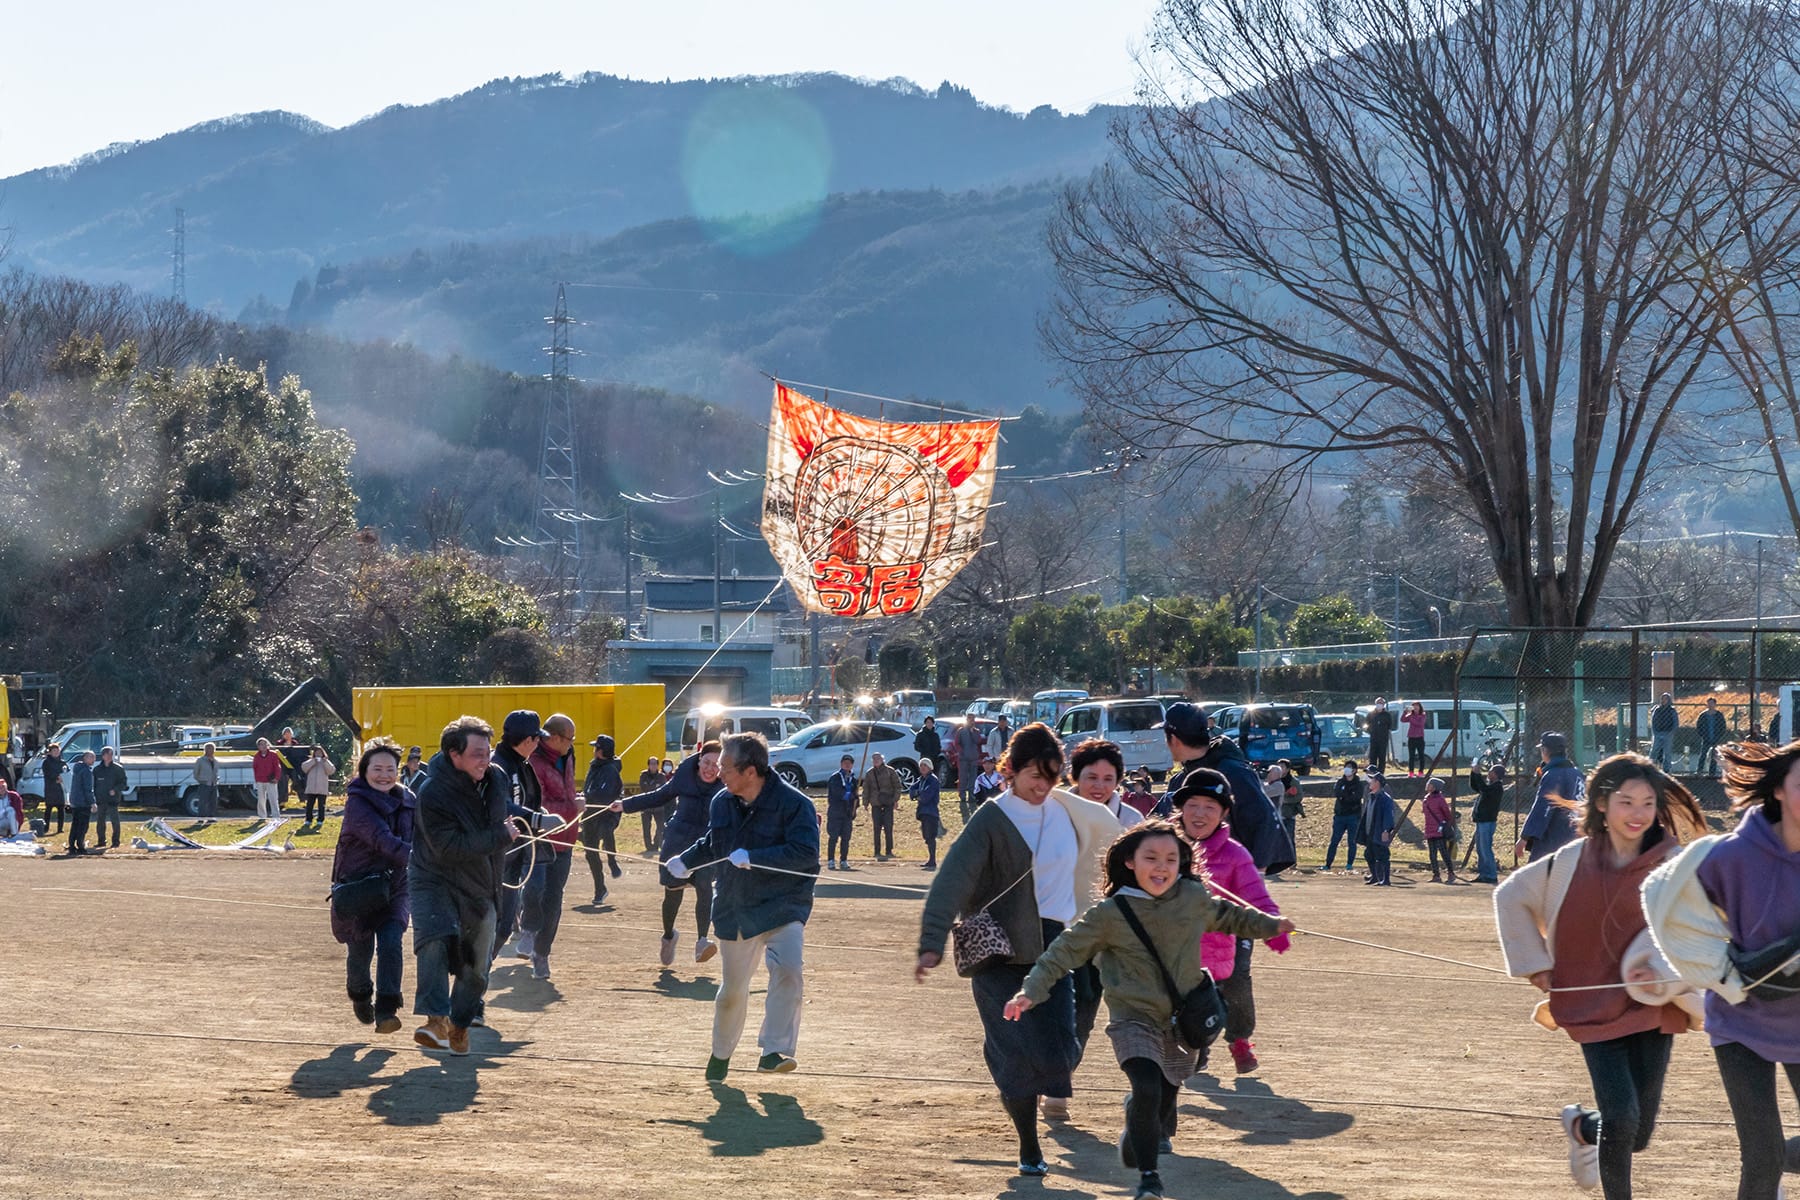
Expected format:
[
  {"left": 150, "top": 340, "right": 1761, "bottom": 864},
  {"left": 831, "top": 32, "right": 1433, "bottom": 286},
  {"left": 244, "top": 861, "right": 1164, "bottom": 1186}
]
[
  {"left": 514, "top": 929, "right": 536, "bottom": 959},
  {"left": 1017, "top": 1160, "right": 1048, "bottom": 1177},
  {"left": 825, "top": 860, "right": 837, "bottom": 870},
  {"left": 1040, "top": 1096, "right": 1069, "bottom": 1121},
  {"left": 660, "top": 933, "right": 678, "bottom": 967},
  {"left": 609, "top": 861, "right": 623, "bottom": 879},
  {"left": 531, "top": 954, "right": 551, "bottom": 981},
  {"left": 448, "top": 1024, "right": 470, "bottom": 1056},
  {"left": 414, "top": 1016, "right": 451, "bottom": 1051},
  {"left": 1135, "top": 1172, "right": 1165, "bottom": 1200},
  {"left": 350, "top": 993, "right": 375, "bottom": 1025},
  {"left": 756, "top": 1052, "right": 797, "bottom": 1073},
  {"left": 705, "top": 1055, "right": 730, "bottom": 1082},
  {"left": 1230, "top": 1038, "right": 1259, "bottom": 1073},
  {"left": 1561, "top": 1104, "right": 1601, "bottom": 1191},
  {"left": 375, "top": 1014, "right": 403, "bottom": 1034},
  {"left": 694, "top": 936, "right": 718, "bottom": 964}
]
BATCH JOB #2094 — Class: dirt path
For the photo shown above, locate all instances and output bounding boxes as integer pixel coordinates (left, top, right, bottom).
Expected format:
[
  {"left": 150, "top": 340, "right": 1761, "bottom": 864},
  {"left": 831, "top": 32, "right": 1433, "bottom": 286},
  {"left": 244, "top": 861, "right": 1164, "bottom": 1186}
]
[{"left": 0, "top": 849, "right": 1762, "bottom": 1199}]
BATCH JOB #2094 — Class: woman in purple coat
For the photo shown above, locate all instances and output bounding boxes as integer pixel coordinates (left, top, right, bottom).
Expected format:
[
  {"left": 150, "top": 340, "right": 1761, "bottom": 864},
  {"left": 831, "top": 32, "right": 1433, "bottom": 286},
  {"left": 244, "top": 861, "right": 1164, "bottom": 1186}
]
[{"left": 331, "top": 738, "right": 417, "bottom": 1033}]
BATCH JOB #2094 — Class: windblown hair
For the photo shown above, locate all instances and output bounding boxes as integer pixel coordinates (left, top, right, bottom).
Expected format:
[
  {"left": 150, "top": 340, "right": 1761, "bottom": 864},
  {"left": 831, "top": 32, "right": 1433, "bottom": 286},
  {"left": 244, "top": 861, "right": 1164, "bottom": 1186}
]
[
  {"left": 1720, "top": 739, "right": 1800, "bottom": 823},
  {"left": 439, "top": 715, "right": 493, "bottom": 757},
  {"left": 1573, "top": 752, "right": 1706, "bottom": 842},
  {"left": 357, "top": 737, "right": 404, "bottom": 780},
  {"left": 1101, "top": 819, "right": 1193, "bottom": 897}
]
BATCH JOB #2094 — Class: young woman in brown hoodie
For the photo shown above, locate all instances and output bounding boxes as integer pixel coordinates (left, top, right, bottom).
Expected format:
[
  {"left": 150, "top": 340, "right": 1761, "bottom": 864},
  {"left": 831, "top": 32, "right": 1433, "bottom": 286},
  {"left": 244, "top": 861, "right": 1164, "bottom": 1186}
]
[{"left": 1494, "top": 754, "right": 1707, "bottom": 1200}]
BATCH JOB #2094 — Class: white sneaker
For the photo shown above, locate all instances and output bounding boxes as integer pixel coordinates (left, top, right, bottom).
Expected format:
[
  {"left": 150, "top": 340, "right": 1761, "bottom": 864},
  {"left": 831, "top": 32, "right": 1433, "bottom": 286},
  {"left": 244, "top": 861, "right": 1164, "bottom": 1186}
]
[
  {"left": 694, "top": 936, "right": 718, "bottom": 964},
  {"left": 514, "top": 929, "right": 535, "bottom": 959},
  {"left": 1561, "top": 1104, "right": 1600, "bottom": 1191},
  {"left": 1041, "top": 1096, "right": 1070, "bottom": 1121},
  {"left": 659, "top": 933, "right": 678, "bottom": 967},
  {"left": 531, "top": 954, "right": 550, "bottom": 981}
]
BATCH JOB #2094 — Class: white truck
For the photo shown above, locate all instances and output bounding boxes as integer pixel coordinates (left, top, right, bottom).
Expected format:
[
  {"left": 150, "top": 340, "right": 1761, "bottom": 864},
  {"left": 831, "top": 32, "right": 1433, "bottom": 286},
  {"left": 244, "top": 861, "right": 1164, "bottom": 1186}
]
[{"left": 16, "top": 719, "right": 258, "bottom": 816}]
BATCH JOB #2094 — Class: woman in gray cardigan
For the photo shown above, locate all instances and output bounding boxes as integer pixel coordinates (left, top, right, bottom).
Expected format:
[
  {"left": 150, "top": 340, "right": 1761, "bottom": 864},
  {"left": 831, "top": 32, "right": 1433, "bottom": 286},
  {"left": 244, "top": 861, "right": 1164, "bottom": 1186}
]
[{"left": 914, "top": 722, "right": 1120, "bottom": 1178}]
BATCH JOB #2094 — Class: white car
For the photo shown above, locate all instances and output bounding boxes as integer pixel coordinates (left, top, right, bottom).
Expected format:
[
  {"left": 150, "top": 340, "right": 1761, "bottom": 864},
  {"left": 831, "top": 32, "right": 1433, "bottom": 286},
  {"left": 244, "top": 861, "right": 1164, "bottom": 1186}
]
[{"left": 769, "top": 720, "right": 922, "bottom": 790}]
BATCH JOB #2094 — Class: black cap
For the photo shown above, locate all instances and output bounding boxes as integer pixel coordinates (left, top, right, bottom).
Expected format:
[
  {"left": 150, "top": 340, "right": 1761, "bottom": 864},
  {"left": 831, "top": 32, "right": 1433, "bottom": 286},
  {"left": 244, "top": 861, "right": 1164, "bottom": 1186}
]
[
  {"left": 1537, "top": 731, "right": 1568, "bottom": 756},
  {"left": 502, "top": 710, "right": 548, "bottom": 743},
  {"left": 1169, "top": 768, "right": 1232, "bottom": 811},
  {"left": 590, "top": 733, "right": 615, "bottom": 755},
  {"left": 1157, "top": 701, "right": 1210, "bottom": 744}
]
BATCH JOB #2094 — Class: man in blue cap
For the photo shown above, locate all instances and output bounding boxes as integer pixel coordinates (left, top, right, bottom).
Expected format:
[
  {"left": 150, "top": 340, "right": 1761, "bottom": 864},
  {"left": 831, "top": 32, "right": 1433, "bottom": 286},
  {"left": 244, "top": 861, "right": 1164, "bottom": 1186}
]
[{"left": 1159, "top": 702, "right": 1293, "bottom": 874}]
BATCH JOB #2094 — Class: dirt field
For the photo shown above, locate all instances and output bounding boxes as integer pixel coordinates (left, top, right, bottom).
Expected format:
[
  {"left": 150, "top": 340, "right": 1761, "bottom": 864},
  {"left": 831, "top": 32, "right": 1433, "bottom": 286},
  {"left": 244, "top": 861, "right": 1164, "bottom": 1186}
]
[{"left": 0, "top": 838, "right": 1770, "bottom": 1200}]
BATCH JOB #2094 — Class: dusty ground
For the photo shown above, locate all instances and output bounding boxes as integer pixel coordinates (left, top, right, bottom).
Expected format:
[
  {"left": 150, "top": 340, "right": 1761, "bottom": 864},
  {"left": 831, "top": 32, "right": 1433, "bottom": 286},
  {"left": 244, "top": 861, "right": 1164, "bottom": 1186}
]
[{"left": 0, "top": 833, "right": 1773, "bottom": 1200}]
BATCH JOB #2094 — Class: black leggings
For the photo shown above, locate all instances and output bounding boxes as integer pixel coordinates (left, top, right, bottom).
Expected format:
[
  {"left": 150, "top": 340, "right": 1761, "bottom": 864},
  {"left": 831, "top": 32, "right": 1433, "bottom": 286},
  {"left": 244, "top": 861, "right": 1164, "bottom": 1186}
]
[
  {"left": 580, "top": 811, "right": 618, "bottom": 897},
  {"left": 1220, "top": 938, "right": 1255, "bottom": 1043},
  {"left": 304, "top": 792, "right": 327, "bottom": 822},
  {"left": 1714, "top": 1038, "right": 1800, "bottom": 1200},
  {"left": 1122, "top": 1057, "right": 1181, "bottom": 1175},
  {"left": 1578, "top": 1029, "right": 1673, "bottom": 1200},
  {"left": 1407, "top": 737, "right": 1426, "bottom": 772},
  {"left": 1428, "top": 837, "right": 1456, "bottom": 877},
  {"left": 661, "top": 885, "right": 712, "bottom": 940}
]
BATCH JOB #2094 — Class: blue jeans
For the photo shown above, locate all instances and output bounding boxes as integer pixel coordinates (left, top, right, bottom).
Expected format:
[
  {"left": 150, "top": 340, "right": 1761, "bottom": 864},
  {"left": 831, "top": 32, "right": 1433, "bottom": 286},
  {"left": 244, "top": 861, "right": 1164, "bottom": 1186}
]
[
  {"left": 521, "top": 848, "right": 572, "bottom": 957},
  {"left": 346, "top": 916, "right": 406, "bottom": 1003},
  {"left": 1325, "top": 813, "right": 1360, "bottom": 870},
  {"left": 1650, "top": 732, "right": 1672, "bottom": 769},
  {"left": 414, "top": 903, "right": 496, "bottom": 1027},
  {"left": 1474, "top": 820, "right": 1498, "bottom": 881},
  {"left": 494, "top": 848, "right": 529, "bottom": 954}
]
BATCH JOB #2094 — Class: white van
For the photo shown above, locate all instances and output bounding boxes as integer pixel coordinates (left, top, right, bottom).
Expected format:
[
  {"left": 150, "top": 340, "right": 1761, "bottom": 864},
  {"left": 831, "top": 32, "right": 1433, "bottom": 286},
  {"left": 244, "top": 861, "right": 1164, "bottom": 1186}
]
[
  {"left": 1055, "top": 699, "right": 1175, "bottom": 777},
  {"left": 1355, "top": 699, "right": 1512, "bottom": 767},
  {"left": 680, "top": 706, "right": 815, "bottom": 755},
  {"left": 885, "top": 690, "right": 938, "bottom": 726}
]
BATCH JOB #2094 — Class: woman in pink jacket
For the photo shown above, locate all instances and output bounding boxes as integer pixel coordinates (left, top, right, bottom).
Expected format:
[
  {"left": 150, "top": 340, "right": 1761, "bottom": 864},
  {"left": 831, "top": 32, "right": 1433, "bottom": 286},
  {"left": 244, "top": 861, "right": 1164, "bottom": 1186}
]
[
  {"left": 1403, "top": 701, "right": 1429, "bottom": 776},
  {"left": 1422, "top": 778, "right": 1457, "bottom": 883},
  {"left": 1173, "top": 769, "right": 1289, "bottom": 1075}
]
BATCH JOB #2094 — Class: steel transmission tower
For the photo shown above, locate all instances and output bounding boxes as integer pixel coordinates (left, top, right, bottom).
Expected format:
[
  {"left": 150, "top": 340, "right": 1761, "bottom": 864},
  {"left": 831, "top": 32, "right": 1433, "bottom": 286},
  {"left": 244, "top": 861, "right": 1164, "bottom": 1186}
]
[
  {"left": 536, "top": 284, "right": 582, "bottom": 604},
  {"left": 170, "top": 208, "right": 186, "bottom": 303}
]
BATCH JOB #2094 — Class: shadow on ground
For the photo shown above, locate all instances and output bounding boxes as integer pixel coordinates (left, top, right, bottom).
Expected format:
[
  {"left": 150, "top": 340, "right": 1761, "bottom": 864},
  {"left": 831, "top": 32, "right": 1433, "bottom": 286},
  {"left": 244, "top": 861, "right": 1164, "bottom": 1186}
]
[
  {"left": 663, "top": 1082, "right": 825, "bottom": 1156},
  {"left": 287, "top": 1034, "right": 528, "bottom": 1126}
]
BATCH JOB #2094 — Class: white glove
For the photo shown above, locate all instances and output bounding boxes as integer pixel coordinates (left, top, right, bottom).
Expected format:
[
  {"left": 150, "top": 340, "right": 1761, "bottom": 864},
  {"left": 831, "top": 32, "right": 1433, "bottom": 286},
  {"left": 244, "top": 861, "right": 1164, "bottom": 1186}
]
[
  {"left": 532, "top": 810, "right": 559, "bottom": 832},
  {"left": 665, "top": 856, "right": 691, "bottom": 880},
  {"left": 728, "top": 848, "right": 751, "bottom": 869}
]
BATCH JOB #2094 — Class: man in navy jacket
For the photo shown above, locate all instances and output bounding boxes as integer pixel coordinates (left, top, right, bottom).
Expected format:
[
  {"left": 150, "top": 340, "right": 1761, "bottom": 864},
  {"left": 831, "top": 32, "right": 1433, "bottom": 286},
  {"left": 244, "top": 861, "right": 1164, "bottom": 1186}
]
[
  {"left": 668, "top": 732, "right": 819, "bottom": 1081},
  {"left": 1516, "top": 732, "right": 1581, "bottom": 863}
]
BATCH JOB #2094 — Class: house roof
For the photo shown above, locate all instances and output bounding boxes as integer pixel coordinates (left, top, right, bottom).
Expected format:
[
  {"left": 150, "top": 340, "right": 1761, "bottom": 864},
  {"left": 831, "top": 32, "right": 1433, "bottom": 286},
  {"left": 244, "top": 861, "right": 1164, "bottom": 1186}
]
[{"left": 642, "top": 576, "right": 792, "bottom": 613}]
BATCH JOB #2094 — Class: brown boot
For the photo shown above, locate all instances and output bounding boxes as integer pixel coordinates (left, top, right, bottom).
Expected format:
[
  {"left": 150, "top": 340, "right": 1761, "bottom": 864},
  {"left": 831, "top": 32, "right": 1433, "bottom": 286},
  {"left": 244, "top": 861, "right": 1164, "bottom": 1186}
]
[
  {"left": 414, "top": 1015, "right": 451, "bottom": 1051},
  {"left": 448, "top": 1024, "right": 470, "bottom": 1056}
]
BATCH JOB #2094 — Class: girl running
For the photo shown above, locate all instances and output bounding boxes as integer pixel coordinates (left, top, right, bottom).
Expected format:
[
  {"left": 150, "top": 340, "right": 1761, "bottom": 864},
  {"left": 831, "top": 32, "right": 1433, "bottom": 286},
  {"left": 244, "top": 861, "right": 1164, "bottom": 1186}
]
[
  {"left": 1003, "top": 819, "right": 1293, "bottom": 1200},
  {"left": 1495, "top": 753, "right": 1706, "bottom": 1199},
  {"left": 1644, "top": 739, "right": 1800, "bottom": 1200},
  {"left": 1173, "top": 769, "right": 1289, "bottom": 1074}
]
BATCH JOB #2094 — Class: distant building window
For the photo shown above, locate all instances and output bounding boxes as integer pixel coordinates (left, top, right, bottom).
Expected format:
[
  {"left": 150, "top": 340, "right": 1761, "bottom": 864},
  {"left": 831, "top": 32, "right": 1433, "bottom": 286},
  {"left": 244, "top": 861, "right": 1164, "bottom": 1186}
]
[{"left": 700, "top": 624, "right": 715, "bottom": 641}]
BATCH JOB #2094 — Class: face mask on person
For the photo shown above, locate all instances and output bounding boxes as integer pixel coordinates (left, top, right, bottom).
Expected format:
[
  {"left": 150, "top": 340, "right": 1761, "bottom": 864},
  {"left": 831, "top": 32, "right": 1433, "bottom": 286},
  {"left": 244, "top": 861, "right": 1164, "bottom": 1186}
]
[{"left": 1343, "top": 768, "right": 1354, "bottom": 778}]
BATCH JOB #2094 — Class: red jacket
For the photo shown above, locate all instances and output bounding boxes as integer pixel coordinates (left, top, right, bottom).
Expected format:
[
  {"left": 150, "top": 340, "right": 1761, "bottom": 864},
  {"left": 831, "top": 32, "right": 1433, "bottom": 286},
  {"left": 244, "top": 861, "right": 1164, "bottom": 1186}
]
[
  {"left": 252, "top": 749, "right": 284, "bottom": 783},
  {"left": 1423, "top": 791, "right": 1454, "bottom": 839},
  {"left": 530, "top": 745, "right": 581, "bottom": 850}
]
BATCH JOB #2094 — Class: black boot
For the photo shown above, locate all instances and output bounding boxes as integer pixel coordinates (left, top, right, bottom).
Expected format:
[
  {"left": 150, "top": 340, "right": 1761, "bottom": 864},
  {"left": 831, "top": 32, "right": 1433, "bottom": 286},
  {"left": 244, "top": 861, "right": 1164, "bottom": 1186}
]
[
  {"left": 348, "top": 987, "right": 375, "bottom": 1025},
  {"left": 374, "top": 992, "right": 404, "bottom": 1034}
]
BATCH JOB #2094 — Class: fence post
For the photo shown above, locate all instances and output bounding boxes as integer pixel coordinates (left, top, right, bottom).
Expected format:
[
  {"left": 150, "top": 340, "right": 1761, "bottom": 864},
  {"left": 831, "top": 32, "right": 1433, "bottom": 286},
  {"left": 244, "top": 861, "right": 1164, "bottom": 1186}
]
[
  {"left": 1750, "top": 626, "right": 1761, "bottom": 738},
  {"left": 1629, "top": 630, "right": 1641, "bottom": 754}
]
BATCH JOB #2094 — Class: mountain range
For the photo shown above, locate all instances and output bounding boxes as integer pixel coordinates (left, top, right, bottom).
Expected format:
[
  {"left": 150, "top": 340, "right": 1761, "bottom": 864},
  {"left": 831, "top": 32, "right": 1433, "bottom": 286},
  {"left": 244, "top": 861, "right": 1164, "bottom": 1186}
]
[{"left": 1, "top": 72, "right": 1123, "bottom": 411}]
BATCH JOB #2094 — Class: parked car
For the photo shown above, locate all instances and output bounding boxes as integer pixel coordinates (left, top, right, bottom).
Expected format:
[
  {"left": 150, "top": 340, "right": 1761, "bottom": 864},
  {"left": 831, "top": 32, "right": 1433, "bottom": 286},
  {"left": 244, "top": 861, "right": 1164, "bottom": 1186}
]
[
  {"left": 680, "top": 706, "right": 815, "bottom": 755},
  {"left": 963, "top": 697, "right": 1016, "bottom": 719},
  {"left": 1354, "top": 699, "right": 1513, "bottom": 767},
  {"left": 768, "top": 720, "right": 921, "bottom": 790},
  {"left": 1055, "top": 699, "right": 1175, "bottom": 777},
  {"left": 1315, "top": 713, "right": 1364, "bottom": 765},
  {"left": 884, "top": 689, "right": 938, "bottom": 727},
  {"left": 1209, "top": 703, "right": 1321, "bottom": 773}
]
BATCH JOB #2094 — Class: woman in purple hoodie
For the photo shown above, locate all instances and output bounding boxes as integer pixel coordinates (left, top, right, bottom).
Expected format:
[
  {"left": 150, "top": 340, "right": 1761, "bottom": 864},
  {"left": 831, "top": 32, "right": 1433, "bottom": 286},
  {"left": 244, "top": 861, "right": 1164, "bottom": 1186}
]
[
  {"left": 1646, "top": 740, "right": 1800, "bottom": 1200},
  {"left": 330, "top": 738, "right": 417, "bottom": 1033}
]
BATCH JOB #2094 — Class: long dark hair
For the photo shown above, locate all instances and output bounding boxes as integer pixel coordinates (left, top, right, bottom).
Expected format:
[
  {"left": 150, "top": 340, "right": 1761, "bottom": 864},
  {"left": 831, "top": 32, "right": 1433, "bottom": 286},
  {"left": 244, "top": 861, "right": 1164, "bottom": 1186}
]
[
  {"left": 1101, "top": 820, "right": 1192, "bottom": 896},
  {"left": 1720, "top": 739, "right": 1800, "bottom": 823},
  {"left": 1571, "top": 752, "right": 1706, "bottom": 842}
]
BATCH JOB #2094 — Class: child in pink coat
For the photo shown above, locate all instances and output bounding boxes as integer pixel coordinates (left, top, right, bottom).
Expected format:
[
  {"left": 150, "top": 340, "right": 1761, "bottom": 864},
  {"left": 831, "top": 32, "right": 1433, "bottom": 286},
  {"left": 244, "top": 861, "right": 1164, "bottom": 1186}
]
[
  {"left": 1422, "top": 778, "right": 1457, "bottom": 883},
  {"left": 1173, "top": 769, "right": 1290, "bottom": 1074}
]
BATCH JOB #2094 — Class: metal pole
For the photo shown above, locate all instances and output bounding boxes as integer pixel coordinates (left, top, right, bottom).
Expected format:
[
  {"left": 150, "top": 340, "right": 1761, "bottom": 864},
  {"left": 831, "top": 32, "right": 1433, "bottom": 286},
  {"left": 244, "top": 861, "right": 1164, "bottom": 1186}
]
[
  {"left": 1754, "top": 542, "right": 1765, "bottom": 735},
  {"left": 1393, "top": 571, "right": 1402, "bottom": 696},
  {"left": 809, "top": 611, "right": 822, "bottom": 720},
  {"left": 1118, "top": 513, "right": 1129, "bottom": 607},
  {"left": 712, "top": 493, "right": 723, "bottom": 645},
  {"left": 1254, "top": 583, "right": 1264, "bottom": 700},
  {"left": 622, "top": 505, "right": 633, "bottom": 631}
]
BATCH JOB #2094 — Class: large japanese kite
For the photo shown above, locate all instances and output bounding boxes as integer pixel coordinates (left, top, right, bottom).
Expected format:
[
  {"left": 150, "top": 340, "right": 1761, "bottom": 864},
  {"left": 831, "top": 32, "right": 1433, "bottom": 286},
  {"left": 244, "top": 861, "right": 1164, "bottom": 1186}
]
[{"left": 762, "top": 382, "right": 1000, "bottom": 618}]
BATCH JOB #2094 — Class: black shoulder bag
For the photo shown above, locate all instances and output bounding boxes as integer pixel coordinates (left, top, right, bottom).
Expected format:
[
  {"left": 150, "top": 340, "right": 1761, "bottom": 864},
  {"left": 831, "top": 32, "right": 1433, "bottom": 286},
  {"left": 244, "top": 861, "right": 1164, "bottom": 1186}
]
[
  {"left": 1115, "top": 895, "right": 1229, "bottom": 1052},
  {"left": 329, "top": 800, "right": 400, "bottom": 921}
]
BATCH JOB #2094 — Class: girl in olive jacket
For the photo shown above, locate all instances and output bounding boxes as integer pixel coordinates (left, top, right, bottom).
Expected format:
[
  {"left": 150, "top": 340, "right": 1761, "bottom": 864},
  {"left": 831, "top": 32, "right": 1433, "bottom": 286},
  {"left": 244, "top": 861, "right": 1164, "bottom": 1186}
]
[{"left": 1005, "top": 820, "right": 1292, "bottom": 1200}]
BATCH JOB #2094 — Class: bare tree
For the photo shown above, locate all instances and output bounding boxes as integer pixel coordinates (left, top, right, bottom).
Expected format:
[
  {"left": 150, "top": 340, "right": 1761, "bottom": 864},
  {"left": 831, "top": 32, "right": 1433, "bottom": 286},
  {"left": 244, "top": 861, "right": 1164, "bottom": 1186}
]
[{"left": 1048, "top": 0, "right": 1800, "bottom": 630}]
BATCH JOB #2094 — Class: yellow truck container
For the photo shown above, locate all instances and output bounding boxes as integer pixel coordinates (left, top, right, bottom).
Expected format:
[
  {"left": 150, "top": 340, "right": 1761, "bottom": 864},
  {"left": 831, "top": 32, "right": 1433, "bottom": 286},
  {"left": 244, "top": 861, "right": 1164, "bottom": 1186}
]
[{"left": 352, "top": 685, "right": 667, "bottom": 765}]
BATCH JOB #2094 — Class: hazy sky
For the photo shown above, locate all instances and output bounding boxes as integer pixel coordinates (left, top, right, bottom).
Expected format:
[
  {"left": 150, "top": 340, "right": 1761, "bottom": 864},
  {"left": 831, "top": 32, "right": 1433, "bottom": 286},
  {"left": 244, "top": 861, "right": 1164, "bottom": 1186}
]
[{"left": 0, "top": 0, "right": 1162, "bottom": 178}]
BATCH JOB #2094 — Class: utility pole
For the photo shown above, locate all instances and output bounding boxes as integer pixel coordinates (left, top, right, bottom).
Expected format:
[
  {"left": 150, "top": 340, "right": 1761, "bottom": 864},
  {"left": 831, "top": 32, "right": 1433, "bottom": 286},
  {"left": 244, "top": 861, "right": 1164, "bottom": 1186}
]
[
  {"left": 1392, "top": 570, "right": 1402, "bottom": 697},
  {"left": 621, "top": 503, "right": 633, "bottom": 633},
  {"left": 712, "top": 491, "right": 723, "bottom": 645},
  {"left": 1118, "top": 514, "right": 1128, "bottom": 607},
  {"left": 809, "top": 610, "right": 822, "bottom": 719},
  {"left": 170, "top": 208, "right": 186, "bottom": 304},
  {"left": 1254, "top": 583, "right": 1264, "bottom": 700}
]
